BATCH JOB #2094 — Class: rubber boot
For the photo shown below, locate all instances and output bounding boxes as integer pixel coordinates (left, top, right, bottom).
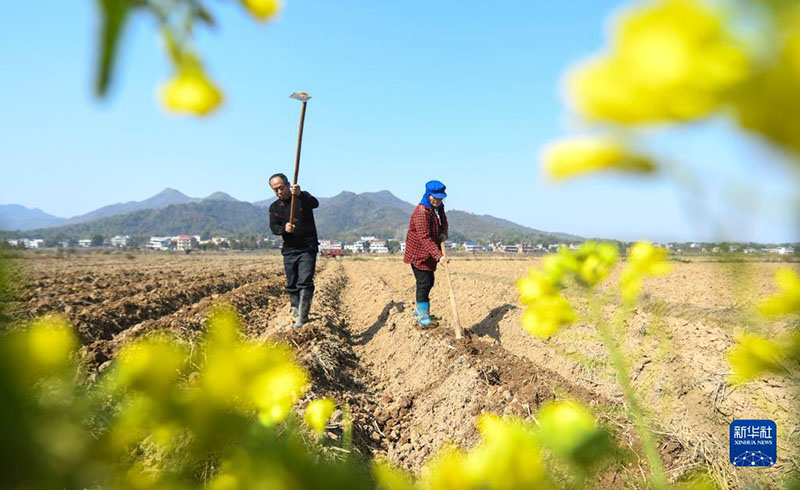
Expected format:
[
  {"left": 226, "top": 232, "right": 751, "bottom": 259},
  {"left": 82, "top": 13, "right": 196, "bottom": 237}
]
[
  {"left": 289, "top": 292, "right": 300, "bottom": 322},
  {"left": 416, "top": 302, "right": 431, "bottom": 327},
  {"left": 294, "top": 289, "right": 313, "bottom": 329}
]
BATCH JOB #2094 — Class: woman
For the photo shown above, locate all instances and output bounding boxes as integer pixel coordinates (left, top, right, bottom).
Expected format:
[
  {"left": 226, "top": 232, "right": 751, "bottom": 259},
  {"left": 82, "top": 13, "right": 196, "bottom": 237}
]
[{"left": 403, "top": 180, "right": 449, "bottom": 326}]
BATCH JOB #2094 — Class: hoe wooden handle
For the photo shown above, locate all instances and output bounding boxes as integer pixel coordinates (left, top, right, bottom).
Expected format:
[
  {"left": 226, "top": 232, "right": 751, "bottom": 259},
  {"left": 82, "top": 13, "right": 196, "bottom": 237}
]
[
  {"left": 440, "top": 243, "right": 463, "bottom": 340},
  {"left": 289, "top": 100, "right": 308, "bottom": 224}
]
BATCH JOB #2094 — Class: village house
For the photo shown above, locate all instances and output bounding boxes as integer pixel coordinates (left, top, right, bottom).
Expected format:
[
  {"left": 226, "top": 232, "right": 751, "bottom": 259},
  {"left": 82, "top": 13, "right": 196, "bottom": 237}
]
[
  {"left": 319, "top": 239, "right": 344, "bottom": 251},
  {"left": 148, "top": 237, "right": 171, "bottom": 250},
  {"left": 176, "top": 235, "right": 197, "bottom": 251},
  {"left": 78, "top": 239, "right": 93, "bottom": 248},
  {"left": 765, "top": 246, "right": 795, "bottom": 255},
  {"left": 462, "top": 241, "right": 480, "bottom": 252},
  {"left": 369, "top": 240, "right": 389, "bottom": 253},
  {"left": 517, "top": 244, "right": 537, "bottom": 253},
  {"left": 111, "top": 235, "right": 131, "bottom": 248}
]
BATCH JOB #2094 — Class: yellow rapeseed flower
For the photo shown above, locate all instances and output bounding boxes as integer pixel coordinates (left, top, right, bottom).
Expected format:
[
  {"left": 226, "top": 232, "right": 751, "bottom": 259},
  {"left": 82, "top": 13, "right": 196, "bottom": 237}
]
[
  {"left": 304, "top": 398, "right": 335, "bottom": 434},
  {"left": 521, "top": 294, "right": 576, "bottom": 339},
  {"left": 758, "top": 268, "right": 800, "bottom": 316},
  {"left": 373, "top": 460, "right": 416, "bottom": 490},
  {"left": 422, "top": 415, "right": 546, "bottom": 489},
  {"left": 621, "top": 242, "right": 671, "bottom": 302},
  {"left": 734, "top": 5, "right": 800, "bottom": 155},
  {"left": 516, "top": 269, "right": 560, "bottom": 304},
  {"left": 253, "top": 364, "right": 308, "bottom": 425},
  {"left": 536, "top": 400, "right": 610, "bottom": 468},
  {"left": 543, "top": 136, "right": 656, "bottom": 180},
  {"left": 567, "top": 0, "right": 748, "bottom": 124},
  {"left": 160, "top": 69, "right": 223, "bottom": 116},
  {"left": 240, "top": 0, "right": 282, "bottom": 21},
  {"left": 574, "top": 241, "right": 618, "bottom": 286},
  {"left": 542, "top": 248, "right": 579, "bottom": 278},
  {"left": 115, "top": 337, "right": 188, "bottom": 395},
  {"left": 726, "top": 333, "right": 784, "bottom": 384},
  {"left": 27, "top": 316, "right": 77, "bottom": 372}
]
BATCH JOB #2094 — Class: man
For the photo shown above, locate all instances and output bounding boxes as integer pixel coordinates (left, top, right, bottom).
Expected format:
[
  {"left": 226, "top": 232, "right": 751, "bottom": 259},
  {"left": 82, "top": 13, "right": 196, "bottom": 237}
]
[
  {"left": 403, "top": 180, "right": 449, "bottom": 326},
  {"left": 268, "top": 173, "right": 319, "bottom": 328}
]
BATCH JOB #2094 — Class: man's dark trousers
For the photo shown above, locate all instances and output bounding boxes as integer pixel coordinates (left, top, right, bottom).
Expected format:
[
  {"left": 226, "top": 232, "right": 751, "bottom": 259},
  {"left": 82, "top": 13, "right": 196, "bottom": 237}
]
[{"left": 283, "top": 246, "right": 318, "bottom": 295}]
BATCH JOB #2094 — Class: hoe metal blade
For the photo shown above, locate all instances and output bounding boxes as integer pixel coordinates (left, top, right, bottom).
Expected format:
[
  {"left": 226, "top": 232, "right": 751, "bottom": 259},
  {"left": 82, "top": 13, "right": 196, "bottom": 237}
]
[{"left": 289, "top": 92, "right": 312, "bottom": 101}]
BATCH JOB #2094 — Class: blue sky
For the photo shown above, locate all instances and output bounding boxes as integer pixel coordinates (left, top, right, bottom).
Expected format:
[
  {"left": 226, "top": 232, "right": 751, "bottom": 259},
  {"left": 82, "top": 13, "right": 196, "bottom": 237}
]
[{"left": 1, "top": 0, "right": 798, "bottom": 243}]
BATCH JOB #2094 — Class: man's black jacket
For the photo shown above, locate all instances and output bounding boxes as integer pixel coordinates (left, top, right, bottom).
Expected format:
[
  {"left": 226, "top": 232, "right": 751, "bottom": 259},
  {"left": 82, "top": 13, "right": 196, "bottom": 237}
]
[{"left": 269, "top": 191, "right": 319, "bottom": 252}]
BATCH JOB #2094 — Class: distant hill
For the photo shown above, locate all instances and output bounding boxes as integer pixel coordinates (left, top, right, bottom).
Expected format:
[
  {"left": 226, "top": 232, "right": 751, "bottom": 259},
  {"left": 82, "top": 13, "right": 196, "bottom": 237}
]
[
  {"left": 0, "top": 204, "right": 67, "bottom": 231},
  {"left": 65, "top": 188, "right": 198, "bottom": 226},
  {"left": 5, "top": 190, "right": 582, "bottom": 244},
  {"left": 29, "top": 201, "right": 268, "bottom": 238},
  {"left": 0, "top": 189, "right": 252, "bottom": 232}
]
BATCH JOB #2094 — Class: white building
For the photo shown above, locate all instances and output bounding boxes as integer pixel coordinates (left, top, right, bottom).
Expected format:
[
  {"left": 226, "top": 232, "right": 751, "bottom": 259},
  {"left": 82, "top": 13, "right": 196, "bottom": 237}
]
[
  {"left": 463, "top": 241, "right": 480, "bottom": 252},
  {"left": 444, "top": 241, "right": 458, "bottom": 250},
  {"left": 148, "top": 237, "right": 171, "bottom": 250},
  {"left": 765, "top": 246, "right": 794, "bottom": 255},
  {"left": 111, "top": 235, "right": 131, "bottom": 248},
  {"left": 176, "top": 235, "right": 196, "bottom": 251},
  {"left": 28, "top": 239, "right": 44, "bottom": 249},
  {"left": 370, "top": 240, "right": 389, "bottom": 253},
  {"left": 344, "top": 243, "right": 362, "bottom": 253},
  {"left": 319, "top": 239, "right": 344, "bottom": 251},
  {"left": 400, "top": 241, "right": 406, "bottom": 252},
  {"left": 78, "top": 239, "right": 92, "bottom": 248}
]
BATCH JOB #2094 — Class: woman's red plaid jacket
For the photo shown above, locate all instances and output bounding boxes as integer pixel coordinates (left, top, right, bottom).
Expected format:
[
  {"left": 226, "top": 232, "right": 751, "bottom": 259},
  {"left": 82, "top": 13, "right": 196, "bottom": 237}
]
[{"left": 403, "top": 204, "right": 448, "bottom": 271}]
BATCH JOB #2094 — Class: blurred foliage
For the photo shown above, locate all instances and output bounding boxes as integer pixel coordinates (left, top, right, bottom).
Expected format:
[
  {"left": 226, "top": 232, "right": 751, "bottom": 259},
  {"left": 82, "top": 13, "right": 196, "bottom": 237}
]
[
  {"left": 517, "top": 241, "right": 672, "bottom": 489},
  {"left": 0, "top": 246, "right": 714, "bottom": 488},
  {"left": 93, "top": 0, "right": 281, "bottom": 116},
  {"left": 542, "top": 0, "right": 800, "bottom": 178}
]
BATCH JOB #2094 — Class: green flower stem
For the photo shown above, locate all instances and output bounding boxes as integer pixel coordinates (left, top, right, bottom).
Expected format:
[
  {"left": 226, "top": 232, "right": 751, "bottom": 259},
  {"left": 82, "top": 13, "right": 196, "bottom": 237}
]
[{"left": 588, "top": 293, "right": 668, "bottom": 490}]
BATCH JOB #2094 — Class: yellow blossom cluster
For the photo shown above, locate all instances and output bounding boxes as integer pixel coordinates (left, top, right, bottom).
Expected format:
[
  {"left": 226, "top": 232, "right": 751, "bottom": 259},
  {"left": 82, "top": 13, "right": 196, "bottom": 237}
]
[
  {"left": 567, "top": 0, "right": 749, "bottom": 125},
  {"left": 413, "top": 401, "right": 612, "bottom": 489},
  {"left": 726, "top": 333, "right": 787, "bottom": 384},
  {"left": 734, "top": 4, "right": 800, "bottom": 155},
  {"left": 516, "top": 242, "right": 618, "bottom": 338},
  {"left": 543, "top": 136, "right": 657, "bottom": 181},
  {"left": 620, "top": 242, "right": 672, "bottom": 303},
  {"left": 758, "top": 268, "right": 800, "bottom": 316},
  {"left": 0, "top": 306, "right": 354, "bottom": 488},
  {"left": 304, "top": 398, "right": 336, "bottom": 434},
  {"left": 517, "top": 241, "right": 674, "bottom": 339},
  {"left": 240, "top": 0, "right": 282, "bottom": 21},
  {"left": 725, "top": 268, "right": 800, "bottom": 384},
  {"left": 156, "top": 1, "right": 281, "bottom": 117}
]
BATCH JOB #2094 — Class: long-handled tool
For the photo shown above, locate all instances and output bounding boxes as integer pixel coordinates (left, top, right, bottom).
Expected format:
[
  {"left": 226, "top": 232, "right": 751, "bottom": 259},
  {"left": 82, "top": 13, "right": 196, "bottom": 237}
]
[
  {"left": 288, "top": 91, "right": 312, "bottom": 224},
  {"left": 440, "top": 243, "right": 463, "bottom": 339}
]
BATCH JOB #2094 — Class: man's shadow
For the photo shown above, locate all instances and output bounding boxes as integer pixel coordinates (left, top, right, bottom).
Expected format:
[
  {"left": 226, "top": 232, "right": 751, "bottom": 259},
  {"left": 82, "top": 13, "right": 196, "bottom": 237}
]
[
  {"left": 470, "top": 304, "right": 516, "bottom": 342},
  {"left": 353, "top": 301, "right": 405, "bottom": 345}
]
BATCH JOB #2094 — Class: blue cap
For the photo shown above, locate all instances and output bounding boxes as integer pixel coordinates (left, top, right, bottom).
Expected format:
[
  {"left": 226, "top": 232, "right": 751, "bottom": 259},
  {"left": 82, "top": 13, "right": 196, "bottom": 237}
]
[{"left": 426, "top": 180, "right": 447, "bottom": 199}]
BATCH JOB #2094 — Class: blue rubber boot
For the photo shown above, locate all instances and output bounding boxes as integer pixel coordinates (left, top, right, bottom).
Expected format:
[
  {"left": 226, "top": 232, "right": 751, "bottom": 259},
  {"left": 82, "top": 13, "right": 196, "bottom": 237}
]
[{"left": 416, "top": 302, "right": 431, "bottom": 326}]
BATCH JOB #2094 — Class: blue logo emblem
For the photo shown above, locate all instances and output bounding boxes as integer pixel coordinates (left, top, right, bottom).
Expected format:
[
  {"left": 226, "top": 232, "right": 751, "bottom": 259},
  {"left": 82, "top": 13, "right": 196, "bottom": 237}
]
[{"left": 730, "top": 420, "right": 776, "bottom": 467}]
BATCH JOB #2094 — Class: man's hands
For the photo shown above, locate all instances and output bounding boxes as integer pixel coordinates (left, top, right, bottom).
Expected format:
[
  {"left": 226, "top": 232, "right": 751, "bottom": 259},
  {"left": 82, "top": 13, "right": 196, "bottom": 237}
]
[
  {"left": 291, "top": 184, "right": 301, "bottom": 196},
  {"left": 438, "top": 255, "right": 450, "bottom": 264},
  {"left": 440, "top": 234, "right": 447, "bottom": 242},
  {"left": 285, "top": 222, "right": 295, "bottom": 233}
]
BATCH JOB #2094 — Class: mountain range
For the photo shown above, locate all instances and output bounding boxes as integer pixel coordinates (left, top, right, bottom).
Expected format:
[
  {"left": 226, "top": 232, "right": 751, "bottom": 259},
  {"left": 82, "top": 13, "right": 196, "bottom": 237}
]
[{"left": 0, "top": 189, "right": 580, "bottom": 244}]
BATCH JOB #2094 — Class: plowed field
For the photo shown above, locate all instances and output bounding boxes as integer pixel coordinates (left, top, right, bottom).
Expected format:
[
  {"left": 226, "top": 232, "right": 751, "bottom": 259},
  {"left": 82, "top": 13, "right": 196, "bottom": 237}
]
[{"left": 8, "top": 252, "right": 797, "bottom": 488}]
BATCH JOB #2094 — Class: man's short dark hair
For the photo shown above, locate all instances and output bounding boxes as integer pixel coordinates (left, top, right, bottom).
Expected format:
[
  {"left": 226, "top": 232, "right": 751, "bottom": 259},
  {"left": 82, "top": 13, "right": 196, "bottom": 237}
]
[{"left": 269, "top": 173, "right": 289, "bottom": 185}]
